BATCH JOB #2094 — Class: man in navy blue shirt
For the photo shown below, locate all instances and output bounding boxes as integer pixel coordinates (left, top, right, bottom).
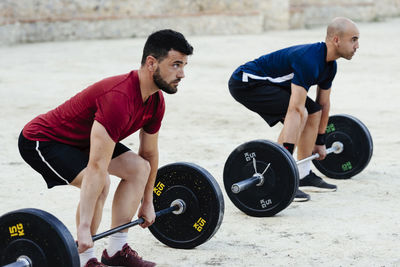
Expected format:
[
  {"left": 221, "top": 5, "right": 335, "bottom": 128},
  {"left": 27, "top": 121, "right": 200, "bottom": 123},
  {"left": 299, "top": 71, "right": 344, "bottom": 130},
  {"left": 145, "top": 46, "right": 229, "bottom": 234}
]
[{"left": 229, "top": 17, "right": 359, "bottom": 201}]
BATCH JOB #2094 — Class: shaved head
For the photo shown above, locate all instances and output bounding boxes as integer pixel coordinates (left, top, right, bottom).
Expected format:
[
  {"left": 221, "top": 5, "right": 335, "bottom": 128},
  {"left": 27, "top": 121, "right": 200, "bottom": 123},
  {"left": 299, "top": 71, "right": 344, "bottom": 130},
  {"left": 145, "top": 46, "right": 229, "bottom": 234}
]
[
  {"left": 326, "top": 17, "right": 358, "bottom": 41},
  {"left": 324, "top": 17, "right": 360, "bottom": 61}
]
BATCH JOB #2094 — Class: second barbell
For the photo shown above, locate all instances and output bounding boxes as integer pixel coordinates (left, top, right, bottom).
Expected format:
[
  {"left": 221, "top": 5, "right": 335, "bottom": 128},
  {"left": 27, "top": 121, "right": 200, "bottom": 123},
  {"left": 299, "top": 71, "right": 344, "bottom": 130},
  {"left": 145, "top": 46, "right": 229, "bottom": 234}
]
[{"left": 223, "top": 114, "right": 373, "bottom": 217}]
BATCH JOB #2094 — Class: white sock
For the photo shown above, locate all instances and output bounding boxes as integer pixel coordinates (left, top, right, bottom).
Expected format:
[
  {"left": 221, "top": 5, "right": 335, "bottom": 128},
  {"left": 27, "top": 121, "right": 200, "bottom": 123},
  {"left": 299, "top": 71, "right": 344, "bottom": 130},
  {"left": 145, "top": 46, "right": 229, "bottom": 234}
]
[
  {"left": 298, "top": 160, "right": 311, "bottom": 179},
  {"left": 79, "top": 247, "right": 95, "bottom": 267},
  {"left": 107, "top": 232, "right": 128, "bottom": 257}
]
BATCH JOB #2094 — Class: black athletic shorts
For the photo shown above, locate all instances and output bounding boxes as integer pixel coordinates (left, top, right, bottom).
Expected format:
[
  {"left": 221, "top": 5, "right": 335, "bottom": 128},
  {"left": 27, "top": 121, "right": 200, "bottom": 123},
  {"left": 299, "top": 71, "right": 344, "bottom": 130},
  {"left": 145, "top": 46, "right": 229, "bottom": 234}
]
[
  {"left": 18, "top": 132, "right": 131, "bottom": 188},
  {"left": 228, "top": 77, "right": 322, "bottom": 127}
]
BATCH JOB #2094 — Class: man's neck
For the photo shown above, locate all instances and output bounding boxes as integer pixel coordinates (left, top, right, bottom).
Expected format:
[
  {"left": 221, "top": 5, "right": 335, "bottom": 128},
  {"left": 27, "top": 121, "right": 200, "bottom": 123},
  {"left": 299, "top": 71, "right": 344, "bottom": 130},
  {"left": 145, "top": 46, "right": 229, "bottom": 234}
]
[
  {"left": 138, "top": 68, "right": 159, "bottom": 103},
  {"left": 325, "top": 42, "right": 339, "bottom": 62}
]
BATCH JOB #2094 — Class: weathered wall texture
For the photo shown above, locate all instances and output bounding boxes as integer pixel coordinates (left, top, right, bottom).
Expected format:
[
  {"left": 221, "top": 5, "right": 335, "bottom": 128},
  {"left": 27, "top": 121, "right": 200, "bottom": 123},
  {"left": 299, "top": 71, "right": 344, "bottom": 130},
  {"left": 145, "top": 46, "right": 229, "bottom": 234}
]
[
  {"left": 289, "top": 0, "right": 400, "bottom": 28},
  {"left": 0, "top": 0, "right": 399, "bottom": 45}
]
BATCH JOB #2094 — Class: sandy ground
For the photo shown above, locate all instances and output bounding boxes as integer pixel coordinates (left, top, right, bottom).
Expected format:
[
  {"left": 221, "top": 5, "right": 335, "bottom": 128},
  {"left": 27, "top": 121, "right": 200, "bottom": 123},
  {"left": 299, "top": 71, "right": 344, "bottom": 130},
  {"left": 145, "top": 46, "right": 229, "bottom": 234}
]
[{"left": 1, "top": 18, "right": 400, "bottom": 267}]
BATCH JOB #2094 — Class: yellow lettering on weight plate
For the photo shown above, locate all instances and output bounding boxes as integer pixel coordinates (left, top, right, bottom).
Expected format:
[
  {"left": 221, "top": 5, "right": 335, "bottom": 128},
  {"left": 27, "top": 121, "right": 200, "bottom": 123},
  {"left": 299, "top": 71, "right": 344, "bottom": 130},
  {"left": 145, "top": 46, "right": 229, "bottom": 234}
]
[
  {"left": 193, "top": 217, "right": 206, "bottom": 232},
  {"left": 9, "top": 223, "right": 25, "bottom": 237},
  {"left": 153, "top": 181, "right": 165, "bottom": 196}
]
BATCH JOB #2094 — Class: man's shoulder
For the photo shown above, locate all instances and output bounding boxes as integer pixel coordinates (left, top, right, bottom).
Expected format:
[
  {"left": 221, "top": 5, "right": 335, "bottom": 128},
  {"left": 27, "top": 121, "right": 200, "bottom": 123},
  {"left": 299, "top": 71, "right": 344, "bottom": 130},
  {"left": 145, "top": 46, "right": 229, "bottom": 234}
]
[
  {"left": 285, "top": 42, "right": 325, "bottom": 56},
  {"left": 261, "top": 42, "right": 324, "bottom": 63},
  {"left": 151, "top": 90, "right": 165, "bottom": 108},
  {"left": 89, "top": 70, "right": 136, "bottom": 92},
  {"left": 288, "top": 42, "right": 327, "bottom": 69}
]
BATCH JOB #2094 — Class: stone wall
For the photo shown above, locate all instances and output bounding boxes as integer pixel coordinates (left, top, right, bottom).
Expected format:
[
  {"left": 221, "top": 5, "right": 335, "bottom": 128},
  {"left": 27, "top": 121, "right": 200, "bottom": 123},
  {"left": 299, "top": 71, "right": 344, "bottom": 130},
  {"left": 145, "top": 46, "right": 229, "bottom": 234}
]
[
  {"left": 0, "top": 0, "right": 264, "bottom": 44},
  {"left": 289, "top": 0, "right": 400, "bottom": 28},
  {"left": 0, "top": 0, "right": 399, "bottom": 45}
]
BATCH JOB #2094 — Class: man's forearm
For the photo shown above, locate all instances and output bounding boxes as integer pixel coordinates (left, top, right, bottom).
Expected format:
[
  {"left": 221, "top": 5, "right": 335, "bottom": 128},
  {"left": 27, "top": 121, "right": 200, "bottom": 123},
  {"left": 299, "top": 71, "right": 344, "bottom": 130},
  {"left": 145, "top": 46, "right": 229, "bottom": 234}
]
[
  {"left": 282, "top": 108, "right": 304, "bottom": 144},
  {"left": 318, "top": 102, "right": 331, "bottom": 134},
  {"left": 79, "top": 168, "right": 108, "bottom": 228},
  {"left": 140, "top": 153, "right": 159, "bottom": 202}
]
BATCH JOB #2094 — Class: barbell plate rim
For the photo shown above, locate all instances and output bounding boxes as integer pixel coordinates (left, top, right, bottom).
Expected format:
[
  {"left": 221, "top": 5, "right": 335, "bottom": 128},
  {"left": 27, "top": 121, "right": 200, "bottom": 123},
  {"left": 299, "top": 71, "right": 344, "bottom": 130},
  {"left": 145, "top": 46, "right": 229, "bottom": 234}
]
[
  {"left": 334, "top": 114, "right": 373, "bottom": 161},
  {"left": 0, "top": 208, "right": 80, "bottom": 267},
  {"left": 313, "top": 114, "right": 373, "bottom": 179},
  {"left": 149, "top": 162, "right": 225, "bottom": 249},
  {"left": 163, "top": 161, "right": 225, "bottom": 238}
]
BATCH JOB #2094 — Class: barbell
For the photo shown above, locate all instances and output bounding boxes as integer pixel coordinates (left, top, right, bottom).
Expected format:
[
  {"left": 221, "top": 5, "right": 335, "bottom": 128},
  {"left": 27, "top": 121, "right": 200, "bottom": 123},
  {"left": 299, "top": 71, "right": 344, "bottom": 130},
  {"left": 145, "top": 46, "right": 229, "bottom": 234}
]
[
  {"left": 223, "top": 114, "right": 373, "bottom": 217},
  {"left": 0, "top": 162, "right": 225, "bottom": 267}
]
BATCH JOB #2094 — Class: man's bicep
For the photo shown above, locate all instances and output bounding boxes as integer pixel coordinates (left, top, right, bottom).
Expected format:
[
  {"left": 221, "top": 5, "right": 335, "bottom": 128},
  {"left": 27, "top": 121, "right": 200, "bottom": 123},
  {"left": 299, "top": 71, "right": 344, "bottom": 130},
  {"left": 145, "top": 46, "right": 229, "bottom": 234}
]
[
  {"left": 139, "top": 129, "right": 159, "bottom": 156},
  {"left": 143, "top": 101, "right": 165, "bottom": 134},
  {"left": 291, "top": 59, "right": 315, "bottom": 91},
  {"left": 316, "top": 86, "right": 331, "bottom": 106},
  {"left": 95, "top": 92, "right": 131, "bottom": 142}
]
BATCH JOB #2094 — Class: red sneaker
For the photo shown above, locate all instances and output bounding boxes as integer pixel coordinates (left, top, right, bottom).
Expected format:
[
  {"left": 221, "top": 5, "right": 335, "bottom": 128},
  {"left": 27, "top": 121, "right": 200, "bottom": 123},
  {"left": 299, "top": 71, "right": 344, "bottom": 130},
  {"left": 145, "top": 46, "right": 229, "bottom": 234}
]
[
  {"left": 101, "top": 243, "right": 156, "bottom": 267},
  {"left": 84, "top": 258, "right": 108, "bottom": 267}
]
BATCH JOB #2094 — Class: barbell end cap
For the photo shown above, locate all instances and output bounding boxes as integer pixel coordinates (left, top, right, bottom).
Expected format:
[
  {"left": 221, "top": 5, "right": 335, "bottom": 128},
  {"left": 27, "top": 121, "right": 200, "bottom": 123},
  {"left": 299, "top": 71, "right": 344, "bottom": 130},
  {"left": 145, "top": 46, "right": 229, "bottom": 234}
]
[
  {"left": 332, "top": 141, "right": 344, "bottom": 154},
  {"left": 18, "top": 256, "right": 32, "bottom": 267},
  {"left": 231, "top": 184, "right": 240, "bottom": 194},
  {"left": 171, "top": 199, "right": 186, "bottom": 215}
]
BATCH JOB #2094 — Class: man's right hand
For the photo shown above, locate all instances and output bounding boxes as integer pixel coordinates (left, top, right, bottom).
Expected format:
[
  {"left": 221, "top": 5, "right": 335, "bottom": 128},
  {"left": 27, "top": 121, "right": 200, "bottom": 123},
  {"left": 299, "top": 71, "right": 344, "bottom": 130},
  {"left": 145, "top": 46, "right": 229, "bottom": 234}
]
[
  {"left": 77, "top": 226, "right": 94, "bottom": 253},
  {"left": 313, "top": 144, "right": 327, "bottom": 160}
]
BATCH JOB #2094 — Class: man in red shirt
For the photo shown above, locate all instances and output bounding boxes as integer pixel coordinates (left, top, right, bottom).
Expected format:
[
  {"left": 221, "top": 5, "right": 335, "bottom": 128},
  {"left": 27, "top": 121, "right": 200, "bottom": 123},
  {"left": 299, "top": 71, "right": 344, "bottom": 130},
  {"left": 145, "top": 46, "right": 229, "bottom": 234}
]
[{"left": 18, "top": 29, "right": 193, "bottom": 267}]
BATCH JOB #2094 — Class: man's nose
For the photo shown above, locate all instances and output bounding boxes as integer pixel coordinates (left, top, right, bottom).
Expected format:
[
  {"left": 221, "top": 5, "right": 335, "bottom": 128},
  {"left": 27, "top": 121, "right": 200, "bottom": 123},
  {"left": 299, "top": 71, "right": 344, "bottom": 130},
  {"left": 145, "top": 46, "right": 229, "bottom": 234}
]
[{"left": 177, "top": 69, "right": 185, "bottom": 79}]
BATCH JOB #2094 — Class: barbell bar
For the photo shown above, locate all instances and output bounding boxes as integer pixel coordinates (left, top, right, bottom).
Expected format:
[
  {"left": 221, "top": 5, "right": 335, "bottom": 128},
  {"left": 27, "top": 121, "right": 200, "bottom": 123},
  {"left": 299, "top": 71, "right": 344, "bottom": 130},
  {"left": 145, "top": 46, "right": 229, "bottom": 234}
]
[
  {"left": 3, "top": 256, "right": 31, "bottom": 267},
  {"left": 92, "top": 199, "right": 184, "bottom": 242},
  {"left": 0, "top": 162, "right": 225, "bottom": 267},
  {"left": 296, "top": 141, "right": 343, "bottom": 165}
]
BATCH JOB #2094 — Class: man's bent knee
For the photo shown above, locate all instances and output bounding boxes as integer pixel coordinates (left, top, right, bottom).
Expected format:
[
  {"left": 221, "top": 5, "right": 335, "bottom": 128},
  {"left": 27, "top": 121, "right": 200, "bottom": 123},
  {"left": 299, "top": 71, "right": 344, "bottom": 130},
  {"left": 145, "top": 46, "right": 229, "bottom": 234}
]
[
  {"left": 127, "top": 156, "right": 150, "bottom": 179},
  {"left": 109, "top": 152, "right": 151, "bottom": 183},
  {"left": 143, "top": 158, "right": 151, "bottom": 175},
  {"left": 137, "top": 157, "right": 151, "bottom": 183},
  {"left": 307, "top": 110, "right": 322, "bottom": 127}
]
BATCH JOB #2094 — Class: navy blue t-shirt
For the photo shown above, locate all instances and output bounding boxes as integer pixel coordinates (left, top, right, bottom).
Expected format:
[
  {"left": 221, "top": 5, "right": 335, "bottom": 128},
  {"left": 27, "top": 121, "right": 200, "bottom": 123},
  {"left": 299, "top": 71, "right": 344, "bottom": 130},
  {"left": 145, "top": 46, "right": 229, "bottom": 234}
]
[{"left": 231, "top": 42, "right": 337, "bottom": 91}]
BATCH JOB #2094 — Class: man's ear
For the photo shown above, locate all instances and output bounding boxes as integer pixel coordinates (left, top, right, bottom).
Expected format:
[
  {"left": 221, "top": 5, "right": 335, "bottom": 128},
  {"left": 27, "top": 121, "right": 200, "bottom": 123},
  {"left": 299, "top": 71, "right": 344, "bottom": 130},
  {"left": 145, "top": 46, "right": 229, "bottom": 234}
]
[
  {"left": 333, "top": 35, "right": 340, "bottom": 47},
  {"left": 146, "top": 55, "right": 158, "bottom": 72}
]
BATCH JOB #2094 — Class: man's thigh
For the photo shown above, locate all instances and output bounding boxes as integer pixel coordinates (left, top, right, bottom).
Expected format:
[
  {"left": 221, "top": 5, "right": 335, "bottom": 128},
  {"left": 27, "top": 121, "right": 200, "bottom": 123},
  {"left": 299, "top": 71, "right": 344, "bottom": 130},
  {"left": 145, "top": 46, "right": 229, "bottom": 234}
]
[
  {"left": 229, "top": 78, "right": 322, "bottom": 126},
  {"left": 19, "top": 132, "right": 132, "bottom": 188},
  {"left": 18, "top": 132, "right": 88, "bottom": 188},
  {"left": 229, "top": 78, "right": 290, "bottom": 126}
]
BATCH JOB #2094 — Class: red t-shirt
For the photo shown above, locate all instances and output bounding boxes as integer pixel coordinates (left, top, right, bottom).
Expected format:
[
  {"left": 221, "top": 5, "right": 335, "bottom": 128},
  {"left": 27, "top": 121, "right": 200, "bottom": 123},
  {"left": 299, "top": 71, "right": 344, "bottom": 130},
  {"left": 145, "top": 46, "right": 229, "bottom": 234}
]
[{"left": 23, "top": 71, "right": 165, "bottom": 148}]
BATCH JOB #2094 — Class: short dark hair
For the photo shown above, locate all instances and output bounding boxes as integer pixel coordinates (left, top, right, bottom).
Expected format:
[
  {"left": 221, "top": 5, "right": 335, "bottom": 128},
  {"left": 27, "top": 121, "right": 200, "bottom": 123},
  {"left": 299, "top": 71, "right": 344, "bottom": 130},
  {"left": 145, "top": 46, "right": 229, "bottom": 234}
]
[{"left": 141, "top": 29, "right": 193, "bottom": 65}]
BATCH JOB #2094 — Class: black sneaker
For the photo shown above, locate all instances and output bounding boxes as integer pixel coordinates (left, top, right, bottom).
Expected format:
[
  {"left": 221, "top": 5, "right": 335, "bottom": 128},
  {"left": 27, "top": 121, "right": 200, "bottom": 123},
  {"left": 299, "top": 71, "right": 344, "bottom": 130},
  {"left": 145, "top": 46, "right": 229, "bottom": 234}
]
[
  {"left": 293, "top": 189, "right": 310, "bottom": 202},
  {"left": 299, "top": 171, "right": 337, "bottom": 192}
]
